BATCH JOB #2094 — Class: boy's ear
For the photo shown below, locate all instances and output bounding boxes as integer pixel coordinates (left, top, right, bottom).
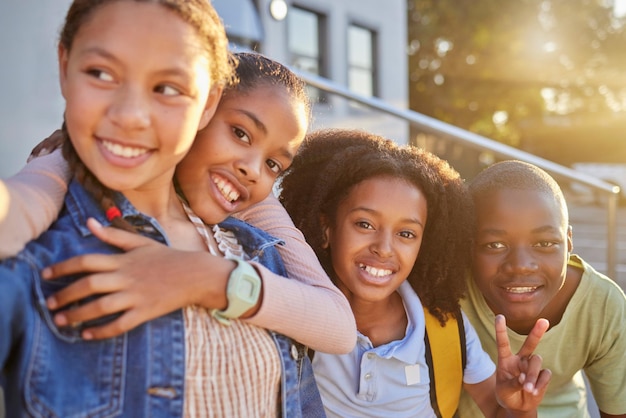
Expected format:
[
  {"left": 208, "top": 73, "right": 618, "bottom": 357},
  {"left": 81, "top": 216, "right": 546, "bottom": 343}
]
[
  {"left": 198, "top": 86, "right": 223, "bottom": 131},
  {"left": 566, "top": 224, "right": 574, "bottom": 254},
  {"left": 58, "top": 44, "right": 69, "bottom": 100}
]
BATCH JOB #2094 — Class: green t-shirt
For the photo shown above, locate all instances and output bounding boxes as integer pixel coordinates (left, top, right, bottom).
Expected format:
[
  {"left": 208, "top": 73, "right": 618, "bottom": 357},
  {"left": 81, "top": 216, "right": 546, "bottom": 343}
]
[{"left": 459, "top": 255, "right": 626, "bottom": 418}]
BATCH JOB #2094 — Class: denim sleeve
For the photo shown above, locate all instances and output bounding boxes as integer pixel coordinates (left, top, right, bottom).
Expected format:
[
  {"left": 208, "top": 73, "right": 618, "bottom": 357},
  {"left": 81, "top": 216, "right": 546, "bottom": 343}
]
[{"left": 0, "top": 260, "right": 30, "bottom": 367}]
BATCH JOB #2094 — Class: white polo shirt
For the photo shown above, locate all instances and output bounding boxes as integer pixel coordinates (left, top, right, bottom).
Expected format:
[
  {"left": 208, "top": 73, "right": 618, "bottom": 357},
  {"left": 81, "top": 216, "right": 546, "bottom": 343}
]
[{"left": 312, "top": 281, "right": 495, "bottom": 418}]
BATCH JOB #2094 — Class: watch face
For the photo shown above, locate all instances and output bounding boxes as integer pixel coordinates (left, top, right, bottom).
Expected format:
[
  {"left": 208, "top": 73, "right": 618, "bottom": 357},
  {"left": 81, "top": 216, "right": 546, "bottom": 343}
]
[{"left": 237, "top": 278, "right": 257, "bottom": 303}]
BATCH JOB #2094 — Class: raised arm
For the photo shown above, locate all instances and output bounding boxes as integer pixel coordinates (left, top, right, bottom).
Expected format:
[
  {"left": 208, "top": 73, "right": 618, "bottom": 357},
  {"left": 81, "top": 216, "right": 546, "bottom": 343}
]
[
  {"left": 41, "top": 195, "right": 357, "bottom": 354},
  {"left": 235, "top": 194, "right": 357, "bottom": 353},
  {"left": 0, "top": 149, "right": 69, "bottom": 257}
]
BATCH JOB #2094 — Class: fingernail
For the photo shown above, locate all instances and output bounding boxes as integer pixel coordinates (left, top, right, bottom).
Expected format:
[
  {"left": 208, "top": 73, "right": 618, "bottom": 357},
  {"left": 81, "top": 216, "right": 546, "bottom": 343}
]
[
  {"left": 47, "top": 297, "right": 57, "bottom": 309},
  {"left": 82, "top": 331, "right": 93, "bottom": 340},
  {"left": 524, "top": 382, "right": 534, "bottom": 393},
  {"left": 54, "top": 313, "right": 67, "bottom": 326},
  {"left": 89, "top": 218, "right": 102, "bottom": 228},
  {"left": 41, "top": 268, "right": 51, "bottom": 279},
  {"left": 518, "top": 373, "right": 526, "bottom": 384}
]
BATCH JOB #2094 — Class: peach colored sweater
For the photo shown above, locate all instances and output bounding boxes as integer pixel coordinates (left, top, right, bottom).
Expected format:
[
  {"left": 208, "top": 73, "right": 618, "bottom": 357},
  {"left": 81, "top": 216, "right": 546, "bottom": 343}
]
[{"left": 0, "top": 150, "right": 355, "bottom": 353}]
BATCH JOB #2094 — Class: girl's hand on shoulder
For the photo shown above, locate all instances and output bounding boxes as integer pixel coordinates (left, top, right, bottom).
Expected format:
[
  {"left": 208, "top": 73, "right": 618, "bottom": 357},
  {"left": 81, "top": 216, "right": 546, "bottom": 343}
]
[
  {"left": 494, "top": 315, "right": 552, "bottom": 417},
  {"left": 42, "top": 218, "right": 230, "bottom": 339}
]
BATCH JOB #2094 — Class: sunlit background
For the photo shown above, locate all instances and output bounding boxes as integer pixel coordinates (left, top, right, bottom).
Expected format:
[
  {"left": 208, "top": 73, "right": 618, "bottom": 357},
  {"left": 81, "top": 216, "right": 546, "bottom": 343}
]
[{"left": 407, "top": 0, "right": 626, "bottom": 180}]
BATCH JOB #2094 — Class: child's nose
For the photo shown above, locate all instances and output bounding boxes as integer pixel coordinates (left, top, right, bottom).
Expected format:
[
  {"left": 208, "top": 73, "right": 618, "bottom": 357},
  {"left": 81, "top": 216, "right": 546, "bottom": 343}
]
[
  {"left": 504, "top": 247, "right": 539, "bottom": 274},
  {"left": 371, "top": 233, "right": 394, "bottom": 258},
  {"left": 235, "top": 155, "right": 261, "bottom": 184},
  {"left": 108, "top": 86, "right": 150, "bottom": 131}
]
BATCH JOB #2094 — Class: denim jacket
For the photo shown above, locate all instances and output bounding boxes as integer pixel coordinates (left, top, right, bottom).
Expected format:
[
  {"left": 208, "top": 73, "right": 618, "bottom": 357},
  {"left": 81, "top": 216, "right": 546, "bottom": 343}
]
[{"left": 0, "top": 180, "right": 324, "bottom": 417}]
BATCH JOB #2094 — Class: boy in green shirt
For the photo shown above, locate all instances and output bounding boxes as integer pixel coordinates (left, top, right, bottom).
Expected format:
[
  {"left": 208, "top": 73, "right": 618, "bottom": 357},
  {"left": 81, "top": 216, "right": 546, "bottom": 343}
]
[{"left": 459, "top": 160, "right": 626, "bottom": 418}]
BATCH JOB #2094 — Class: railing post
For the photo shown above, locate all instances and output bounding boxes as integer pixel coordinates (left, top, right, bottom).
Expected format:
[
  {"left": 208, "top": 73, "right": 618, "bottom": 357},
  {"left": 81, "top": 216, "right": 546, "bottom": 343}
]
[{"left": 606, "top": 190, "right": 619, "bottom": 279}]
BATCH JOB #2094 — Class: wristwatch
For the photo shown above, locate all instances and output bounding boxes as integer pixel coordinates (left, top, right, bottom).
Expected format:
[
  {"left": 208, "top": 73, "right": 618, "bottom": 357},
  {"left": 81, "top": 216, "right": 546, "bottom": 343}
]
[{"left": 211, "top": 258, "right": 262, "bottom": 325}]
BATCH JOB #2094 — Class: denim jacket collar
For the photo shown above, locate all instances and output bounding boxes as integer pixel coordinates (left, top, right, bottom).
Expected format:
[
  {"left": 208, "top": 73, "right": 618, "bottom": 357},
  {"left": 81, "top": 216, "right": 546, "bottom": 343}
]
[
  {"left": 1, "top": 180, "right": 324, "bottom": 417},
  {"left": 65, "top": 179, "right": 170, "bottom": 242}
]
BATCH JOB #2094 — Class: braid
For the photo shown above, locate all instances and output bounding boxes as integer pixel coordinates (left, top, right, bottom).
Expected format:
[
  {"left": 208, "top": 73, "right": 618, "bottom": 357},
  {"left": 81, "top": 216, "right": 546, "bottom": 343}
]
[{"left": 60, "top": 122, "right": 137, "bottom": 233}]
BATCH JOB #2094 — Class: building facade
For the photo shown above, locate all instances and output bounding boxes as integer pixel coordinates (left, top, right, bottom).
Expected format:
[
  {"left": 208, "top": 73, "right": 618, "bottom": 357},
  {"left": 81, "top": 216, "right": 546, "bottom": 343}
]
[
  {"left": 0, "top": 0, "right": 408, "bottom": 177},
  {"left": 215, "top": 0, "right": 408, "bottom": 143}
]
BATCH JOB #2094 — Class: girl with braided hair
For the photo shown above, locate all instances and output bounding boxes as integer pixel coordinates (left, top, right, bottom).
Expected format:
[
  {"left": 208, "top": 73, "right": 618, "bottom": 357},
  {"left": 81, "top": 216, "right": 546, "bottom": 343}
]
[
  {"left": 279, "top": 128, "right": 552, "bottom": 418},
  {"left": 0, "top": 1, "right": 332, "bottom": 416}
]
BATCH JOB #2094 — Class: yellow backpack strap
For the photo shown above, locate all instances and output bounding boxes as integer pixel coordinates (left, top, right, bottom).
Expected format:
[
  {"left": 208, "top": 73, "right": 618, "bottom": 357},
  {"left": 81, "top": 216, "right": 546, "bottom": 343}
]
[
  {"left": 567, "top": 254, "right": 584, "bottom": 270},
  {"left": 423, "top": 307, "right": 466, "bottom": 418}
]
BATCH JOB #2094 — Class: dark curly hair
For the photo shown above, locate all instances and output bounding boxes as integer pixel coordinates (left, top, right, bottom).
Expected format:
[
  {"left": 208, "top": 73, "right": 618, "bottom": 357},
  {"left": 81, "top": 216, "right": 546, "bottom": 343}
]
[{"left": 279, "top": 128, "right": 474, "bottom": 324}]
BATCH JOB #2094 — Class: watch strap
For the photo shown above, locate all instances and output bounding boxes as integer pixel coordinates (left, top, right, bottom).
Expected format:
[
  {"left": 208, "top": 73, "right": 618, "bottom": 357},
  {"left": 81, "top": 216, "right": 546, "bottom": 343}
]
[{"left": 211, "top": 258, "right": 262, "bottom": 325}]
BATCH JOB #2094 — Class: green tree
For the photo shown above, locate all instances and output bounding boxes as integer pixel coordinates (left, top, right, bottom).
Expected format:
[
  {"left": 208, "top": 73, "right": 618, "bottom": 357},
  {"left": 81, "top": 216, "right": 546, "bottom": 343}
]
[{"left": 408, "top": 0, "right": 626, "bottom": 176}]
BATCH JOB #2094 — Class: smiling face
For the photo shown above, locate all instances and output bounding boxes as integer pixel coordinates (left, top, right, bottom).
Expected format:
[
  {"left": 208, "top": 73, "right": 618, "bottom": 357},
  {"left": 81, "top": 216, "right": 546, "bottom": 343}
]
[
  {"left": 323, "top": 176, "right": 428, "bottom": 306},
  {"left": 175, "top": 84, "right": 308, "bottom": 225},
  {"left": 472, "top": 188, "right": 572, "bottom": 333},
  {"left": 59, "top": 1, "right": 220, "bottom": 195}
]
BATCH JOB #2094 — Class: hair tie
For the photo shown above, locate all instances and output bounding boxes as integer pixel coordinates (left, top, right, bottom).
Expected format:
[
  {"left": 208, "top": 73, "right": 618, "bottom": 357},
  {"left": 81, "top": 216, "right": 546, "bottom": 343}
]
[{"left": 105, "top": 206, "right": 122, "bottom": 221}]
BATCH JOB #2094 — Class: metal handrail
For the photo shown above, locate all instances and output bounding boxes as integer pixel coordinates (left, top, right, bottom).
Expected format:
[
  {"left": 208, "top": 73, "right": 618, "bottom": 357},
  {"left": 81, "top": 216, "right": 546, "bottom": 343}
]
[{"left": 295, "top": 69, "right": 621, "bottom": 279}]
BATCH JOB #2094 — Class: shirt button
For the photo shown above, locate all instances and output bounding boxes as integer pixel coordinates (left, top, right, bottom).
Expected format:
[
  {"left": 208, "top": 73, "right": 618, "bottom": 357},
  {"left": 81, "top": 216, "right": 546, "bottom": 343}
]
[
  {"left": 364, "top": 373, "right": 372, "bottom": 380},
  {"left": 367, "top": 353, "right": 375, "bottom": 359},
  {"left": 291, "top": 344, "right": 299, "bottom": 360}
]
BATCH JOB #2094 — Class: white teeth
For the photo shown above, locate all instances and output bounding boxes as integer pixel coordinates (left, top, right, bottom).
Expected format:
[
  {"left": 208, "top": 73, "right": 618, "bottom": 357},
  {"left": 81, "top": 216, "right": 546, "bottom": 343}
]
[
  {"left": 213, "top": 177, "right": 240, "bottom": 202},
  {"left": 505, "top": 287, "right": 538, "bottom": 293},
  {"left": 102, "top": 140, "right": 148, "bottom": 158},
  {"left": 360, "top": 263, "right": 392, "bottom": 277}
]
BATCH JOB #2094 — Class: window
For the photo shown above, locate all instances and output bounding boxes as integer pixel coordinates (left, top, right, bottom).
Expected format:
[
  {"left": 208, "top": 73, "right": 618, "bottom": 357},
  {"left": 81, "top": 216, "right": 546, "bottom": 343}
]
[
  {"left": 348, "top": 24, "right": 377, "bottom": 98},
  {"left": 288, "top": 6, "right": 327, "bottom": 102},
  {"left": 213, "top": 0, "right": 263, "bottom": 51}
]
